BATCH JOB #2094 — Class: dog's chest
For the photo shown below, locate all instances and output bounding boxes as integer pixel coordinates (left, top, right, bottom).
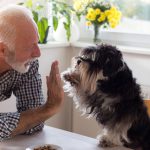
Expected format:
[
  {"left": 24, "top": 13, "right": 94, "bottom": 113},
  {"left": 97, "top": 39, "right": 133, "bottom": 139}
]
[{"left": 82, "top": 93, "right": 120, "bottom": 124}]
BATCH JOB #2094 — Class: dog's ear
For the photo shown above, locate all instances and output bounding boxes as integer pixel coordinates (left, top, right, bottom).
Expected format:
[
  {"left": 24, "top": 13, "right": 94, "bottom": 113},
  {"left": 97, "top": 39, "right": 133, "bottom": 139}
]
[{"left": 103, "top": 50, "right": 123, "bottom": 77}]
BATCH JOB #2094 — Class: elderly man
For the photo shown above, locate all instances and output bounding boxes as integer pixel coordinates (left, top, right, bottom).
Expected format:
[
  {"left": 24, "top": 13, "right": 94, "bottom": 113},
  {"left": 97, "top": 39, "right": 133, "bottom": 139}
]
[{"left": 0, "top": 5, "right": 64, "bottom": 141}]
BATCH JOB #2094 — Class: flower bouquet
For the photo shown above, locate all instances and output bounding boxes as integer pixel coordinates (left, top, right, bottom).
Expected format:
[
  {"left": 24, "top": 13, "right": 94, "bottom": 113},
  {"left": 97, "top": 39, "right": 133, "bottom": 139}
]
[{"left": 73, "top": 0, "right": 122, "bottom": 42}]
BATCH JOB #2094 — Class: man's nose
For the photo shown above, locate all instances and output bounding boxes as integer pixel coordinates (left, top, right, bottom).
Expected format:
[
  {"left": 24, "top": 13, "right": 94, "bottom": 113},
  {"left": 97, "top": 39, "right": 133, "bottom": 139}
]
[{"left": 32, "top": 45, "right": 41, "bottom": 58}]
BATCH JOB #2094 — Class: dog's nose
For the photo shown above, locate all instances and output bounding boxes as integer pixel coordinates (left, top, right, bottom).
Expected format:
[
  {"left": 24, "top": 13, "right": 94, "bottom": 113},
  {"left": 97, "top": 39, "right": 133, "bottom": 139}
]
[{"left": 77, "top": 60, "right": 81, "bottom": 65}]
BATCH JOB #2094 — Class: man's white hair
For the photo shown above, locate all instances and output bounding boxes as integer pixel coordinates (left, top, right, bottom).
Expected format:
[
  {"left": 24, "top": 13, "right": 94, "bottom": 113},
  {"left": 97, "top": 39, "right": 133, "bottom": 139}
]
[{"left": 0, "top": 4, "right": 34, "bottom": 51}]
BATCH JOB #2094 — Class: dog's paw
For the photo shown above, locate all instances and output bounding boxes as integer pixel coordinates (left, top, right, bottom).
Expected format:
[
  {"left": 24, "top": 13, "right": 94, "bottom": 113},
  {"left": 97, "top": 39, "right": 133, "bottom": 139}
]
[
  {"left": 63, "top": 73, "right": 80, "bottom": 86},
  {"left": 63, "top": 74, "right": 71, "bottom": 81},
  {"left": 99, "top": 138, "right": 116, "bottom": 148}
]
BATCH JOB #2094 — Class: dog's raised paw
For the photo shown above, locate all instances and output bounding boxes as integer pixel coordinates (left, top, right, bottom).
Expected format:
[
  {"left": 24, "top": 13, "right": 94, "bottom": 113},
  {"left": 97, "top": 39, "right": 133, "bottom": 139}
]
[
  {"left": 63, "top": 73, "right": 80, "bottom": 86},
  {"left": 63, "top": 74, "right": 72, "bottom": 81},
  {"left": 99, "top": 139, "right": 115, "bottom": 148}
]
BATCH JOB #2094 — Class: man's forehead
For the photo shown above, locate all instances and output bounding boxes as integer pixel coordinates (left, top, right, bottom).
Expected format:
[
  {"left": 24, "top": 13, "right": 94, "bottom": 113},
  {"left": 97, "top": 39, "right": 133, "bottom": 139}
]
[{"left": 16, "top": 21, "right": 38, "bottom": 38}]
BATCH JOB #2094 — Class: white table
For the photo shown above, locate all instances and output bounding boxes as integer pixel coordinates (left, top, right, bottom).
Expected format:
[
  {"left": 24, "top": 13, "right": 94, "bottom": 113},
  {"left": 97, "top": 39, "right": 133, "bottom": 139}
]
[{"left": 0, "top": 125, "right": 132, "bottom": 150}]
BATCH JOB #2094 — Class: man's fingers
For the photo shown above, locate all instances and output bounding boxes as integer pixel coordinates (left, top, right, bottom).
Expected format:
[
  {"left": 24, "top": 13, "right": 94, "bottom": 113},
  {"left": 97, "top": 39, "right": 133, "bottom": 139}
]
[
  {"left": 49, "top": 61, "right": 60, "bottom": 80},
  {"left": 47, "top": 60, "right": 63, "bottom": 90},
  {"left": 56, "top": 74, "right": 62, "bottom": 88},
  {"left": 54, "top": 61, "right": 59, "bottom": 75}
]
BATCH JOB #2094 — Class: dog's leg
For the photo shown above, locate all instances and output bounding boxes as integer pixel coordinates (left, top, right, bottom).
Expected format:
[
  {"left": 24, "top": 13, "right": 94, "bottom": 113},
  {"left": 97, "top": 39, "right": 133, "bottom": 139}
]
[{"left": 98, "top": 129, "right": 123, "bottom": 148}]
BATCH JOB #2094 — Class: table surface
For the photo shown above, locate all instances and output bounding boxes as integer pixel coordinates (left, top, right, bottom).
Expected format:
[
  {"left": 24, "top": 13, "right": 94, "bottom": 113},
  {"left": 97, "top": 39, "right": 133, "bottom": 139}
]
[{"left": 0, "top": 125, "right": 132, "bottom": 150}]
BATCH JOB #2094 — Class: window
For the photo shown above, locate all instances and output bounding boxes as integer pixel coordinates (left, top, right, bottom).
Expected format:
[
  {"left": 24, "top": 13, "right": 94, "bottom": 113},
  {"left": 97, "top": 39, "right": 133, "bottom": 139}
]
[
  {"left": 1, "top": 0, "right": 150, "bottom": 47},
  {"left": 97, "top": 0, "right": 150, "bottom": 48},
  {"left": 111, "top": 0, "right": 150, "bottom": 34}
]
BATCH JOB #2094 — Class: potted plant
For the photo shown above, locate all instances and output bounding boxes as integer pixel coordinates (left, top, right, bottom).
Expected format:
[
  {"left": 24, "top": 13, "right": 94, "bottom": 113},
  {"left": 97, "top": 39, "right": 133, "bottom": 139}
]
[
  {"left": 19, "top": 0, "right": 49, "bottom": 44},
  {"left": 51, "top": 0, "right": 80, "bottom": 42}
]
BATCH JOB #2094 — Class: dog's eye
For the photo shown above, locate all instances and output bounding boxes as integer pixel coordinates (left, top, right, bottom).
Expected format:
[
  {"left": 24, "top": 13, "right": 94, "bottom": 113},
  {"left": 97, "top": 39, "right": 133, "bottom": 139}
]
[
  {"left": 75, "top": 56, "right": 93, "bottom": 65},
  {"left": 77, "top": 60, "right": 82, "bottom": 65}
]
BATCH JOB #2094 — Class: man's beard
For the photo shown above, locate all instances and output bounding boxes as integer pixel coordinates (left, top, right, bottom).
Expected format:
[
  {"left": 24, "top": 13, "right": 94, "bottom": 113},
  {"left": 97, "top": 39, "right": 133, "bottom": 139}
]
[{"left": 5, "top": 50, "right": 34, "bottom": 74}]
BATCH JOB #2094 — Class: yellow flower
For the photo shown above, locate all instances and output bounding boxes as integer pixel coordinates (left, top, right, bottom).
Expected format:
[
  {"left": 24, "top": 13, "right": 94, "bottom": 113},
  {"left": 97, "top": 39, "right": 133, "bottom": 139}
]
[
  {"left": 86, "top": 13, "right": 96, "bottom": 21},
  {"left": 86, "top": 8, "right": 97, "bottom": 21},
  {"left": 86, "top": 21, "right": 92, "bottom": 26},
  {"left": 73, "top": 1, "right": 82, "bottom": 11},
  {"left": 105, "top": 10, "right": 111, "bottom": 16},
  {"left": 73, "top": 0, "right": 122, "bottom": 30},
  {"left": 116, "top": 11, "right": 122, "bottom": 20},
  {"left": 110, "top": 23, "right": 117, "bottom": 28},
  {"left": 109, "top": 19, "right": 118, "bottom": 28},
  {"left": 110, "top": 6, "right": 117, "bottom": 12},
  {"left": 107, "top": 15, "right": 113, "bottom": 21},
  {"left": 95, "top": 8, "right": 101, "bottom": 15},
  {"left": 97, "top": 12, "right": 106, "bottom": 22},
  {"left": 104, "top": 6, "right": 121, "bottom": 27},
  {"left": 88, "top": 8, "right": 95, "bottom": 14}
]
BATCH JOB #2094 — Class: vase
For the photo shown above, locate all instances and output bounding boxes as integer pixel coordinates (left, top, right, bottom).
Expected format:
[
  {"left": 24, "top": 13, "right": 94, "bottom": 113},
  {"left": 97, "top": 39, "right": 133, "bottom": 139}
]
[
  {"left": 53, "top": 17, "right": 80, "bottom": 42},
  {"left": 93, "top": 24, "right": 102, "bottom": 43}
]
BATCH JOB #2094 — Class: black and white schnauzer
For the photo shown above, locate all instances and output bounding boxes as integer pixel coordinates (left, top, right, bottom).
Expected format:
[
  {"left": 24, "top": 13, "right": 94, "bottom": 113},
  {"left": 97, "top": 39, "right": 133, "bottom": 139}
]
[{"left": 62, "top": 44, "right": 150, "bottom": 150}]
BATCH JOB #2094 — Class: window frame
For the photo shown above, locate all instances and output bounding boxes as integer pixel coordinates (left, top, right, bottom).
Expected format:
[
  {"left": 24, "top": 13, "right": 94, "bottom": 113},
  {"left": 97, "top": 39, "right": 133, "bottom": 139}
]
[
  {"left": 77, "top": 17, "right": 150, "bottom": 48},
  {"left": 98, "top": 30, "right": 150, "bottom": 48}
]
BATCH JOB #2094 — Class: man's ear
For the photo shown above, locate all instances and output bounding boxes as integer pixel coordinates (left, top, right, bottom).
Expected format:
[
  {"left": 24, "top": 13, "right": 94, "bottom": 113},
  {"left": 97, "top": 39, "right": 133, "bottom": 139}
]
[{"left": 0, "top": 42, "right": 5, "bottom": 57}]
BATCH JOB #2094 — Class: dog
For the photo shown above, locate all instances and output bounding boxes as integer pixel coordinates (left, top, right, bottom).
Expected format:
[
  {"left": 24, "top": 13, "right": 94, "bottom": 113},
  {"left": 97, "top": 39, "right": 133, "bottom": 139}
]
[{"left": 62, "top": 44, "right": 150, "bottom": 150}]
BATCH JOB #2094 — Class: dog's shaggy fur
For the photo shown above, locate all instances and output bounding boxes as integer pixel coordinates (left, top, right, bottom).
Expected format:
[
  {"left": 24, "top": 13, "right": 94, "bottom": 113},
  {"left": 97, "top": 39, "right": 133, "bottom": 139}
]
[{"left": 62, "top": 44, "right": 150, "bottom": 150}]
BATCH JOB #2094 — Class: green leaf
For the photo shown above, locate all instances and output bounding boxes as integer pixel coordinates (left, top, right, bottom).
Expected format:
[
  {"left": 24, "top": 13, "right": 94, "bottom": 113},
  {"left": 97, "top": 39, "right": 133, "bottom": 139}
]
[
  {"left": 42, "top": 17, "right": 48, "bottom": 31},
  {"left": 37, "top": 17, "right": 49, "bottom": 43},
  {"left": 25, "top": 0, "right": 33, "bottom": 9},
  {"left": 53, "top": 16, "right": 59, "bottom": 31},
  {"left": 77, "top": 14, "right": 81, "bottom": 21},
  {"left": 17, "top": 2, "right": 24, "bottom": 5},
  {"left": 32, "top": 11, "right": 38, "bottom": 24},
  {"left": 63, "top": 22, "right": 71, "bottom": 41},
  {"left": 36, "top": 5, "right": 44, "bottom": 10},
  {"left": 51, "top": 0, "right": 73, "bottom": 41}
]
